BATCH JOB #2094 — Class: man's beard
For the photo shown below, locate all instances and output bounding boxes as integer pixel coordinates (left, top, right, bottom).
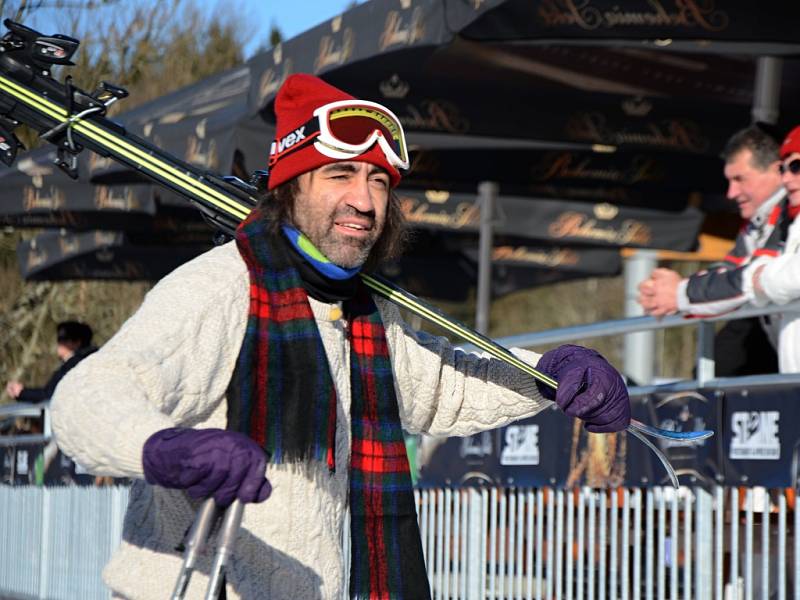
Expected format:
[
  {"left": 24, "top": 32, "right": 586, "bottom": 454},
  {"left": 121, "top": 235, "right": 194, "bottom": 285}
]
[
  {"left": 316, "top": 232, "right": 374, "bottom": 268},
  {"left": 310, "top": 212, "right": 382, "bottom": 268}
]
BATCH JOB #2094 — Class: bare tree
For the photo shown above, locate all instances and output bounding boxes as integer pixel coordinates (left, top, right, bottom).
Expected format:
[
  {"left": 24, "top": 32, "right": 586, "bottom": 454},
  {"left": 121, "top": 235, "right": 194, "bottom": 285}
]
[
  {"left": 0, "top": 0, "right": 122, "bottom": 25},
  {"left": 0, "top": 0, "right": 249, "bottom": 402},
  {"left": 269, "top": 22, "right": 282, "bottom": 47}
]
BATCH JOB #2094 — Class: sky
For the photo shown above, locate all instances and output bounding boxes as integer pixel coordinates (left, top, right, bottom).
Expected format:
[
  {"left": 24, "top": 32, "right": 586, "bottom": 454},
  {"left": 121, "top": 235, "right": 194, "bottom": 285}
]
[
  {"left": 259, "top": 2, "right": 361, "bottom": 39},
  {"left": 226, "top": 1, "right": 362, "bottom": 57},
  {"left": 17, "top": 0, "right": 363, "bottom": 60}
]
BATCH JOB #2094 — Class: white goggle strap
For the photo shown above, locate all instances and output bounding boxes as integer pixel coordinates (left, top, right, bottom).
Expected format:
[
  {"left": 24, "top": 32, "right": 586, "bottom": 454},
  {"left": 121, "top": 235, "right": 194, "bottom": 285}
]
[{"left": 312, "top": 135, "right": 409, "bottom": 170}]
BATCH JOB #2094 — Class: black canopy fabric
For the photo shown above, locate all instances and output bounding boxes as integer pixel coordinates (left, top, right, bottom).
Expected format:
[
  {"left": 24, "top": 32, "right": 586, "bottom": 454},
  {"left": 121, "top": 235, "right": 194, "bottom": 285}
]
[
  {"left": 377, "top": 253, "right": 614, "bottom": 302},
  {"left": 89, "top": 64, "right": 273, "bottom": 185},
  {"left": 463, "top": 240, "right": 620, "bottom": 275},
  {"left": 397, "top": 189, "right": 703, "bottom": 251},
  {"left": 17, "top": 229, "right": 211, "bottom": 281},
  {"left": 0, "top": 148, "right": 160, "bottom": 230},
  {"left": 452, "top": 0, "right": 800, "bottom": 51},
  {"left": 4, "top": 0, "right": 754, "bottom": 234},
  {"left": 377, "top": 229, "right": 621, "bottom": 302},
  {"left": 247, "top": 0, "right": 800, "bottom": 207},
  {"left": 9, "top": 0, "right": 796, "bottom": 291},
  {"left": 403, "top": 147, "right": 724, "bottom": 212},
  {"left": 0, "top": 147, "right": 224, "bottom": 248}
]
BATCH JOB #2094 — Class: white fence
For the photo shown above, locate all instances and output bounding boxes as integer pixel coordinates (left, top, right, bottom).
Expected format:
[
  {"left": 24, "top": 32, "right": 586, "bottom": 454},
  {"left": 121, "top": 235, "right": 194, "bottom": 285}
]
[
  {"left": 0, "top": 485, "right": 128, "bottom": 600},
  {"left": 0, "top": 484, "right": 796, "bottom": 599},
  {"left": 416, "top": 486, "right": 796, "bottom": 600}
]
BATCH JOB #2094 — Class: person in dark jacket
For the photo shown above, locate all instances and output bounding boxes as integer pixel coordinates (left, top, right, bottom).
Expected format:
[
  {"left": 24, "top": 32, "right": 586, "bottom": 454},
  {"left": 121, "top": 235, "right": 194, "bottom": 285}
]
[{"left": 5, "top": 321, "right": 97, "bottom": 403}]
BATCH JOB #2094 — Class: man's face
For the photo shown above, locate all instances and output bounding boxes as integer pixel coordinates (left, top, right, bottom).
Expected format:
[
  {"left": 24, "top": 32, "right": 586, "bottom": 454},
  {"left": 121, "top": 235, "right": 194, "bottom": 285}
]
[
  {"left": 292, "top": 161, "right": 390, "bottom": 268},
  {"left": 56, "top": 341, "right": 74, "bottom": 361},
  {"left": 723, "top": 148, "right": 782, "bottom": 220},
  {"left": 781, "top": 152, "right": 800, "bottom": 207}
]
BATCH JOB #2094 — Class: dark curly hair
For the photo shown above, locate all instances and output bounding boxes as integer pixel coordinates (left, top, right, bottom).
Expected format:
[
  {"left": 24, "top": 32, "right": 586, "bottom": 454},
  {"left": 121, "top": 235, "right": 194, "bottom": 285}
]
[
  {"left": 256, "top": 177, "right": 408, "bottom": 272},
  {"left": 56, "top": 321, "right": 93, "bottom": 349}
]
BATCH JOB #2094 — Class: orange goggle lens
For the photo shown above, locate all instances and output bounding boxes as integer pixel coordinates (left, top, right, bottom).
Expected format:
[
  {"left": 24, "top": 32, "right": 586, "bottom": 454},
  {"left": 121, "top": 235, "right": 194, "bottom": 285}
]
[{"left": 325, "top": 106, "right": 407, "bottom": 164}]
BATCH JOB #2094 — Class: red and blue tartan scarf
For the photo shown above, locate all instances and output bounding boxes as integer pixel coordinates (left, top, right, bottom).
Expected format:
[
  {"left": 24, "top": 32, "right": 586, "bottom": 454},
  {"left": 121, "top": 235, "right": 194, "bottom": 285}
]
[{"left": 228, "top": 207, "right": 430, "bottom": 599}]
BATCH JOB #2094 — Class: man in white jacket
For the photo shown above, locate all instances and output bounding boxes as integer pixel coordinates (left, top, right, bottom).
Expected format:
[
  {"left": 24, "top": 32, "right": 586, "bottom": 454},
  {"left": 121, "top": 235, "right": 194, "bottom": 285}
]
[
  {"left": 745, "top": 126, "right": 800, "bottom": 372},
  {"left": 50, "top": 74, "right": 631, "bottom": 600}
]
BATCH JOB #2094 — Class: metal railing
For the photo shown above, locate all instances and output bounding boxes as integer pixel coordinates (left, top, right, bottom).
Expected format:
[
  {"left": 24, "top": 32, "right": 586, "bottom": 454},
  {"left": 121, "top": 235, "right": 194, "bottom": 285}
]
[
  {"left": 485, "top": 299, "right": 800, "bottom": 387},
  {"left": 0, "top": 400, "right": 50, "bottom": 446},
  {"left": 492, "top": 299, "right": 800, "bottom": 348}
]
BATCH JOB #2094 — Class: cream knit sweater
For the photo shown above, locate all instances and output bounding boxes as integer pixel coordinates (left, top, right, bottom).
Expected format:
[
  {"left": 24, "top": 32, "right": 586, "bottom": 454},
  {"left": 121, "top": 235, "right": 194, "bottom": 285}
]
[{"left": 51, "top": 241, "right": 549, "bottom": 599}]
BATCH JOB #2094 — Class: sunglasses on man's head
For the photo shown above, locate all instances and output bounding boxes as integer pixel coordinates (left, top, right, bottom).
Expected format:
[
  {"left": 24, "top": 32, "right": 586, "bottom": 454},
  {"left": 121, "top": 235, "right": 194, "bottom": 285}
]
[{"left": 779, "top": 158, "right": 800, "bottom": 175}]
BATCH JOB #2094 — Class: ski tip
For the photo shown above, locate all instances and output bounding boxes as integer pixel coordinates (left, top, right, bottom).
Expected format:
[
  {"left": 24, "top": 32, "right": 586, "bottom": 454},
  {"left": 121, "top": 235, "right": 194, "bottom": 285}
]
[{"left": 629, "top": 418, "right": 714, "bottom": 442}]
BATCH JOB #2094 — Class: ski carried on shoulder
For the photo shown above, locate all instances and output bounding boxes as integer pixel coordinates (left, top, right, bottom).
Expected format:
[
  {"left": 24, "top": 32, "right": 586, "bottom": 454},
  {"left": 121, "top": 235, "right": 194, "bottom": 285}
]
[
  {"left": 0, "top": 19, "right": 711, "bottom": 487},
  {"left": 0, "top": 20, "right": 253, "bottom": 234}
]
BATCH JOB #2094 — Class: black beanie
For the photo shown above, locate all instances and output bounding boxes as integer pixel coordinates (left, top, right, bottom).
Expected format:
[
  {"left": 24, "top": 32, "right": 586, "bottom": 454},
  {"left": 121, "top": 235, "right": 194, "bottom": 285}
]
[{"left": 56, "top": 321, "right": 92, "bottom": 348}]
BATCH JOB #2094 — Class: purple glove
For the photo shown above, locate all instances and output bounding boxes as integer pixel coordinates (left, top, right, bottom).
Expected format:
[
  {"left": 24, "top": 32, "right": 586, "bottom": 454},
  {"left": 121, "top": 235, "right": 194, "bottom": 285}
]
[
  {"left": 535, "top": 344, "right": 631, "bottom": 433},
  {"left": 142, "top": 427, "right": 272, "bottom": 507}
]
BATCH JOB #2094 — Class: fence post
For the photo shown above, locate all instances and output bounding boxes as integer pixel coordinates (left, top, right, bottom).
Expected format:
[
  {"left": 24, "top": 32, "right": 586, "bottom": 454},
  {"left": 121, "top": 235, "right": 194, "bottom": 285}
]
[
  {"left": 696, "top": 321, "right": 716, "bottom": 386},
  {"left": 38, "top": 486, "right": 50, "bottom": 599},
  {"left": 475, "top": 181, "right": 498, "bottom": 335},
  {"left": 623, "top": 249, "right": 657, "bottom": 384},
  {"left": 695, "top": 487, "right": 713, "bottom": 600},
  {"left": 752, "top": 56, "right": 783, "bottom": 125},
  {"left": 468, "top": 488, "right": 483, "bottom": 599}
]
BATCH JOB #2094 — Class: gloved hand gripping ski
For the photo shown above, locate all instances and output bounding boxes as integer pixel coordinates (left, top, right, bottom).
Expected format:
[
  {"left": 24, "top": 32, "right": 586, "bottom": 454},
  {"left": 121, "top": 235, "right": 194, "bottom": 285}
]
[{"left": 536, "top": 345, "right": 631, "bottom": 433}]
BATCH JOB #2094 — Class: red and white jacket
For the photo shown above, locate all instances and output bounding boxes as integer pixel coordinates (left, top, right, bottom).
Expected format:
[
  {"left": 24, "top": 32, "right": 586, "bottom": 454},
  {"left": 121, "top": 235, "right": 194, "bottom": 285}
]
[{"left": 676, "top": 188, "right": 789, "bottom": 317}]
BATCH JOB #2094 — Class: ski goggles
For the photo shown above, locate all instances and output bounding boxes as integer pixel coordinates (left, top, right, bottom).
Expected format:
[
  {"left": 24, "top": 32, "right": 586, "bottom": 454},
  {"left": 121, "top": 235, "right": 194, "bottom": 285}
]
[
  {"left": 779, "top": 157, "right": 800, "bottom": 176},
  {"left": 269, "top": 99, "right": 409, "bottom": 170}
]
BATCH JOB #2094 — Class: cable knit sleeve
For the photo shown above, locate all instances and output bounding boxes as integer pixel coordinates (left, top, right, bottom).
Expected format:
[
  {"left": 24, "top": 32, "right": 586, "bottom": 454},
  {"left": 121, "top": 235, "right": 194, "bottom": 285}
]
[
  {"left": 50, "top": 243, "right": 249, "bottom": 478},
  {"left": 376, "top": 297, "right": 551, "bottom": 437}
]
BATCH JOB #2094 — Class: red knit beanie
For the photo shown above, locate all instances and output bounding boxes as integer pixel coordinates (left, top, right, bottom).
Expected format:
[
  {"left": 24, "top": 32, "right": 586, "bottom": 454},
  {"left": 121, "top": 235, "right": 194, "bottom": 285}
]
[
  {"left": 267, "top": 73, "right": 402, "bottom": 190},
  {"left": 780, "top": 125, "right": 800, "bottom": 159}
]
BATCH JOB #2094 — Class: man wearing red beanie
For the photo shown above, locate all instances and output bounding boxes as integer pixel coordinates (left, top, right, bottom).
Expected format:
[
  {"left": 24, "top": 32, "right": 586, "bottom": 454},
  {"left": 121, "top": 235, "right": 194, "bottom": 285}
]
[
  {"left": 51, "top": 73, "right": 630, "bottom": 599},
  {"left": 744, "top": 125, "right": 800, "bottom": 372}
]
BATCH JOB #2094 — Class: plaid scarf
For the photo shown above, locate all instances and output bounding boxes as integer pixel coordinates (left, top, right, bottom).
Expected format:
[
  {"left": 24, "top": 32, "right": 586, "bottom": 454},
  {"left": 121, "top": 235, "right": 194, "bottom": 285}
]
[{"left": 228, "top": 207, "right": 429, "bottom": 599}]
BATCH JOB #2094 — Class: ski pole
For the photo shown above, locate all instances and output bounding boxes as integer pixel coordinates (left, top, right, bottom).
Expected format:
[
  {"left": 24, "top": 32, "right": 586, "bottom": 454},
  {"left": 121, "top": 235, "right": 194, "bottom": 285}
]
[
  {"left": 205, "top": 499, "right": 244, "bottom": 600},
  {"left": 171, "top": 497, "right": 220, "bottom": 600},
  {"left": 171, "top": 497, "right": 244, "bottom": 600}
]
